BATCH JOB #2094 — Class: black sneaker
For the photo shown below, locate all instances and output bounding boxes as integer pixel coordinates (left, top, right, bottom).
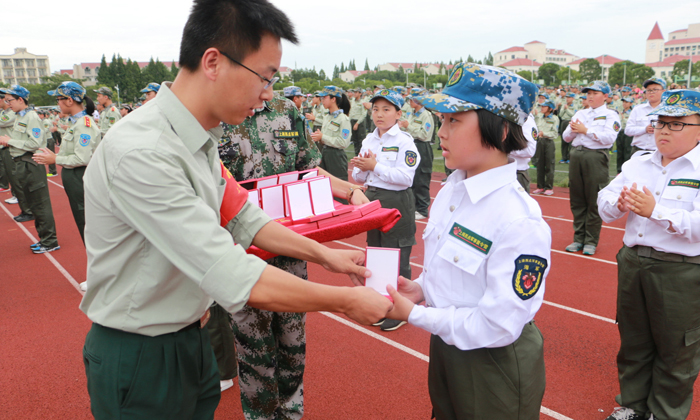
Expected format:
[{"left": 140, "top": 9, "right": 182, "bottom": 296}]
[
  {"left": 32, "top": 245, "right": 60, "bottom": 254},
  {"left": 372, "top": 318, "right": 386, "bottom": 327},
  {"left": 14, "top": 213, "right": 35, "bottom": 223},
  {"left": 604, "top": 407, "right": 645, "bottom": 420},
  {"left": 380, "top": 319, "right": 407, "bottom": 331}
]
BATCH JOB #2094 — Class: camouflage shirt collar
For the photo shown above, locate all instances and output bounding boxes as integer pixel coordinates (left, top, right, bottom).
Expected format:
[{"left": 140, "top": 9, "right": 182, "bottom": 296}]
[
  {"left": 18, "top": 109, "right": 26, "bottom": 117},
  {"left": 69, "top": 110, "right": 87, "bottom": 124},
  {"left": 331, "top": 110, "right": 344, "bottom": 118}
]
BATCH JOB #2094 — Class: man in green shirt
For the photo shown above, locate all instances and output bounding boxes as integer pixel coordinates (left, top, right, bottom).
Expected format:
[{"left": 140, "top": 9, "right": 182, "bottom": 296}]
[
  {"left": 79, "top": 1, "right": 391, "bottom": 419},
  {"left": 0, "top": 92, "right": 16, "bottom": 195},
  {"left": 93, "top": 86, "right": 121, "bottom": 136}
]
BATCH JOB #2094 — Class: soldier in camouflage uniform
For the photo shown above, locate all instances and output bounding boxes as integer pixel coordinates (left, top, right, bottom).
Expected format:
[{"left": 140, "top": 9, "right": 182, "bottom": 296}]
[
  {"left": 93, "top": 87, "right": 121, "bottom": 137},
  {"left": 218, "top": 95, "right": 321, "bottom": 420}
]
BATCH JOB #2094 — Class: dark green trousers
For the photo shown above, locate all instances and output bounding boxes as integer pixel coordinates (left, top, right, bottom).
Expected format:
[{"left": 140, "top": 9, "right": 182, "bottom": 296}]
[
  {"left": 319, "top": 145, "right": 348, "bottom": 182},
  {"left": 535, "top": 138, "right": 555, "bottom": 190},
  {"left": 46, "top": 136, "right": 57, "bottom": 175},
  {"left": 350, "top": 119, "right": 366, "bottom": 157},
  {"left": 0, "top": 147, "right": 7, "bottom": 189},
  {"left": 365, "top": 187, "right": 416, "bottom": 279},
  {"left": 428, "top": 322, "right": 545, "bottom": 420},
  {"left": 61, "top": 166, "right": 86, "bottom": 243},
  {"left": 412, "top": 140, "right": 433, "bottom": 217},
  {"left": 615, "top": 246, "right": 700, "bottom": 420},
  {"left": 84, "top": 322, "right": 221, "bottom": 420},
  {"left": 568, "top": 147, "right": 609, "bottom": 246},
  {"left": 616, "top": 131, "right": 634, "bottom": 174},
  {"left": 517, "top": 169, "right": 530, "bottom": 194},
  {"left": 14, "top": 158, "right": 57, "bottom": 247},
  {"left": 207, "top": 303, "right": 237, "bottom": 381},
  {"left": 1, "top": 148, "right": 32, "bottom": 215},
  {"left": 559, "top": 121, "right": 571, "bottom": 161}
]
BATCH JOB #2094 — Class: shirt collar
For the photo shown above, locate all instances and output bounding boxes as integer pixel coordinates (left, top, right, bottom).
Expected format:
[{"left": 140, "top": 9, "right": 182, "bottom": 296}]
[
  {"left": 459, "top": 160, "right": 518, "bottom": 204},
  {"left": 68, "top": 110, "right": 86, "bottom": 124},
  {"left": 156, "top": 82, "right": 223, "bottom": 155},
  {"left": 331, "top": 109, "right": 344, "bottom": 118},
  {"left": 414, "top": 108, "right": 424, "bottom": 117},
  {"left": 18, "top": 109, "right": 26, "bottom": 117},
  {"left": 591, "top": 104, "right": 607, "bottom": 113},
  {"left": 651, "top": 143, "right": 700, "bottom": 170}
]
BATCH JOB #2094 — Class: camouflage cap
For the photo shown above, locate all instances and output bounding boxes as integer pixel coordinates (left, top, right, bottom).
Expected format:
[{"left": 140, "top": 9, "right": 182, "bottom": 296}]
[
  {"left": 621, "top": 86, "right": 632, "bottom": 92},
  {"left": 537, "top": 92, "right": 547, "bottom": 98},
  {"left": 417, "top": 62, "right": 538, "bottom": 126},
  {"left": 581, "top": 81, "right": 611, "bottom": 95},
  {"left": 648, "top": 90, "right": 700, "bottom": 117},
  {"left": 317, "top": 85, "right": 342, "bottom": 98},
  {"left": 370, "top": 89, "right": 405, "bottom": 109},
  {"left": 373, "top": 84, "right": 386, "bottom": 89},
  {"left": 566, "top": 92, "right": 576, "bottom": 98},
  {"left": 393, "top": 86, "right": 407, "bottom": 95},
  {"left": 283, "top": 86, "right": 303, "bottom": 97},
  {"left": 47, "top": 81, "right": 85, "bottom": 102},
  {"left": 541, "top": 100, "right": 556, "bottom": 109},
  {"left": 622, "top": 96, "right": 635, "bottom": 103},
  {"left": 93, "top": 86, "right": 113, "bottom": 97},
  {"left": 140, "top": 82, "right": 161, "bottom": 93},
  {"left": 0, "top": 84, "right": 30, "bottom": 100},
  {"left": 643, "top": 77, "right": 667, "bottom": 90}
]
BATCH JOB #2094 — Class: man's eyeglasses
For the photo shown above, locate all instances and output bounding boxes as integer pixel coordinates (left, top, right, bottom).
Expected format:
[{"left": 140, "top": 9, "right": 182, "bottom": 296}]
[
  {"left": 645, "top": 89, "right": 663, "bottom": 94},
  {"left": 4, "top": 97, "right": 16, "bottom": 104},
  {"left": 220, "top": 51, "right": 279, "bottom": 90},
  {"left": 651, "top": 120, "right": 700, "bottom": 131}
]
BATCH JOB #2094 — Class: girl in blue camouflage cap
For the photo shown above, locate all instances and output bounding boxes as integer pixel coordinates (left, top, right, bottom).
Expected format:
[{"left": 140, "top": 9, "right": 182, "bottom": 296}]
[
  {"left": 310, "top": 86, "right": 352, "bottom": 183},
  {"left": 384, "top": 63, "right": 552, "bottom": 420}
]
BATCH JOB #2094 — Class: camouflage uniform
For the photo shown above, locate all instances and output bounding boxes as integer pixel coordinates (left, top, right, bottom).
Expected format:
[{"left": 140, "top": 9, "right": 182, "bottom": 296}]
[{"left": 219, "top": 95, "right": 321, "bottom": 420}]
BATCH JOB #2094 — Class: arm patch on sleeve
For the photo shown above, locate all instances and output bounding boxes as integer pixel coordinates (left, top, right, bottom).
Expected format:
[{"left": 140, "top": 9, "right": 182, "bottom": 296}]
[
  {"left": 405, "top": 150, "right": 417, "bottom": 167},
  {"left": 512, "top": 254, "right": 547, "bottom": 300}
]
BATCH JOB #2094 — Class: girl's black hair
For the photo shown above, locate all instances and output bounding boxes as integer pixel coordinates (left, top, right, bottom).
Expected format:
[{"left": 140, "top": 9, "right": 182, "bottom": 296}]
[
  {"left": 475, "top": 109, "right": 528, "bottom": 154},
  {"left": 334, "top": 93, "right": 351, "bottom": 115},
  {"left": 82, "top": 96, "right": 96, "bottom": 116}
]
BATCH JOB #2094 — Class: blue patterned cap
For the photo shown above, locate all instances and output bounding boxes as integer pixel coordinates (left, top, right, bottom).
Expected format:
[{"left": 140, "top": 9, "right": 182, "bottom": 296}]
[
  {"left": 318, "top": 85, "right": 342, "bottom": 98},
  {"left": 417, "top": 62, "right": 538, "bottom": 126},
  {"left": 370, "top": 89, "right": 404, "bottom": 109},
  {"left": 537, "top": 92, "right": 547, "bottom": 98},
  {"left": 581, "top": 81, "right": 611, "bottom": 95},
  {"left": 622, "top": 97, "right": 635, "bottom": 103},
  {"left": 621, "top": 86, "right": 632, "bottom": 92},
  {"left": 541, "top": 101, "right": 556, "bottom": 109},
  {"left": 0, "top": 84, "right": 30, "bottom": 100},
  {"left": 393, "top": 86, "right": 407, "bottom": 95},
  {"left": 643, "top": 78, "right": 667, "bottom": 90},
  {"left": 47, "top": 81, "right": 85, "bottom": 102},
  {"left": 648, "top": 90, "right": 700, "bottom": 117},
  {"left": 566, "top": 92, "right": 576, "bottom": 98},
  {"left": 140, "top": 82, "right": 161, "bottom": 93},
  {"left": 283, "top": 86, "right": 303, "bottom": 97}
]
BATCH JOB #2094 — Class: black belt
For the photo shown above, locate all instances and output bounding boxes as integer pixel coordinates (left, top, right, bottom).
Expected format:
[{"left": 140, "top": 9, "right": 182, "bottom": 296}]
[
  {"left": 573, "top": 145, "right": 605, "bottom": 152},
  {"left": 634, "top": 245, "right": 700, "bottom": 264},
  {"left": 13, "top": 152, "right": 35, "bottom": 164}
]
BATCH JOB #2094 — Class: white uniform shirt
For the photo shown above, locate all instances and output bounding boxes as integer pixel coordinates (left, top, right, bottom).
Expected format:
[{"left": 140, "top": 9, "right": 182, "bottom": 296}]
[
  {"left": 624, "top": 101, "right": 660, "bottom": 151},
  {"left": 509, "top": 114, "right": 537, "bottom": 171},
  {"left": 562, "top": 104, "right": 620, "bottom": 149},
  {"left": 352, "top": 124, "right": 419, "bottom": 190},
  {"left": 408, "top": 161, "right": 552, "bottom": 350},
  {"left": 598, "top": 145, "right": 700, "bottom": 256}
]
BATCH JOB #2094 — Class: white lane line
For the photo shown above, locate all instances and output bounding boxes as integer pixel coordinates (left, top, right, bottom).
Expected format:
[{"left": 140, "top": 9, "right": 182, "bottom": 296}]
[
  {"left": 543, "top": 215, "right": 625, "bottom": 232},
  {"left": 319, "top": 313, "right": 574, "bottom": 420},
  {"left": 543, "top": 301, "right": 615, "bottom": 324},
  {"left": 0, "top": 201, "right": 83, "bottom": 294},
  {"left": 48, "top": 179, "right": 64, "bottom": 189},
  {"left": 533, "top": 194, "right": 570, "bottom": 201},
  {"left": 551, "top": 249, "right": 617, "bottom": 265},
  {"left": 333, "top": 240, "right": 424, "bottom": 268}
]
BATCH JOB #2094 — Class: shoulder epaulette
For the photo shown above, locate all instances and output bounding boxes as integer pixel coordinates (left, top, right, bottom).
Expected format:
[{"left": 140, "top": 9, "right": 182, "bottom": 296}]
[{"left": 84, "top": 116, "right": 91, "bottom": 128}]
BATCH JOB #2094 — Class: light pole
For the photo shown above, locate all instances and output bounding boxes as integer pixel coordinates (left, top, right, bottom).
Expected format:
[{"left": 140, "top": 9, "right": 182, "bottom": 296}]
[
  {"left": 623, "top": 63, "right": 627, "bottom": 86},
  {"left": 568, "top": 66, "right": 571, "bottom": 85},
  {"left": 601, "top": 55, "right": 605, "bottom": 81},
  {"left": 114, "top": 85, "right": 120, "bottom": 107},
  {"left": 688, "top": 58, "right": 693, "bottom": 88}
]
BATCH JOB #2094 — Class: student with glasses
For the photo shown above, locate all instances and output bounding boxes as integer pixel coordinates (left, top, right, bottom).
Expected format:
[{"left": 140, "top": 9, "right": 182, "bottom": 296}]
[
  {"left": 625, "top": 78, "right": 667, "bottom": 154},
  {"left": 0, "top": 85, "right": 59, "bottom": 253},
  {"left": 598, "top": 89, "right": 700, "bottom": 420}
]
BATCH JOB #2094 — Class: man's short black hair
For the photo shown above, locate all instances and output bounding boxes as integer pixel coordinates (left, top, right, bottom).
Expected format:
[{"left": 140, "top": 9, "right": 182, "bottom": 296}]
[{"left": 179, "top": 0, "right": 298, "bottom": 71}]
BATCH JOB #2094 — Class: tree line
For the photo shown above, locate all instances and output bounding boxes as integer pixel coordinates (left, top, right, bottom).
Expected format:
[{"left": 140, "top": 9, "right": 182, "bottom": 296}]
[{"left": 96, "top": 54, "right": 179, "bottom": 103}]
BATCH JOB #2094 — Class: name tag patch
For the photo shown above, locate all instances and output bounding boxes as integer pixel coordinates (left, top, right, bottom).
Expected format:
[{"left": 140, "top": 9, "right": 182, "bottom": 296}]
[
  {"left": 382, "top": 146, "right": 399, "bottom": 152},
  {"left": 668, "top": 179, "right": 700, "bottom": 189},
  {"left": 512, "top": 254, "right": 547, "bottom": 300},
  {"left": 448, "top": 223, "right": 492, "bottom": 254},
  {"left": 330, "top": 121, "right": 340, "bottom": 128},
  {"left": 593, "top": 116, "right": 607, "bottom": 121},
  {"left": 273, "top": 130, "right": 299, "bottom": 139}
]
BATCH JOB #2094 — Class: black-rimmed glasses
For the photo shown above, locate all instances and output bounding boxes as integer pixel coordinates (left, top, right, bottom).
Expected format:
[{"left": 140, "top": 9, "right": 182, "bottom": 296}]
[
  {"left": 220, "top": 51, "right": 279, "bottom": 90},
  {"left": 651, "top": 120, "right": 700, "bottom": 131}
]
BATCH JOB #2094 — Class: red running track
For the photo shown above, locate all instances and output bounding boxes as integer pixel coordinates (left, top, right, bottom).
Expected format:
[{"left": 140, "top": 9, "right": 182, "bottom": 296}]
[{"left": 2, "top": 167, "right": 700, "bottom": 420}]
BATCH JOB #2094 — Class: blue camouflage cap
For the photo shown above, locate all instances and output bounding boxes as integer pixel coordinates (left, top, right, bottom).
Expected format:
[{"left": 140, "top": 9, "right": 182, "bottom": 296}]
[
  {"left": 581, "top": 81, "right": 611, "bottom": 95},
  {"left": 622, "top": 96, "right": 635, "bottom": 103},
  {"left": 537, "top": 92, "right": 547, "bottom": 98},
  {"left": 393, "top": 86, "right": 407, "bottom": 95},
  {"left": 417, "top": 62, "right": 538, "bottom": 126},
  {"left": 140, "top": 82, "right": 161, "bottom": 93},
  {"left": 541, "top": 100, "right": 556, "bottom": 109},
  {"left": 648, "top": 90, "right": 700, "bottom": 117},
  {"left": 0, "top": 84, "right": 30, "bottom": 100},
  {"left": 643, "top": 77, "right": 667, "bottom": 90},
  {"left": 621, "top": 86, "right": 632, "bottom": 92},
  {"left": 47, "top": 81, "right": 85, "bottom": 102},
  {"left": 566, "top": 92, "right": 576, "bottom": 98},
  {"left": 317, "top": 85, "right": 342, "bottom": 98},
  {"left": 283, "top": 86, "right": 303, "bottom": 97},
  {"left": 370, "top": 89, "right": 404, "bottom": 109}
]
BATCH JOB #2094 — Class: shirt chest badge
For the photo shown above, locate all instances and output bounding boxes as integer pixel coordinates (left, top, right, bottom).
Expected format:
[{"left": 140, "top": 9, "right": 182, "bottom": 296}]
[
  {"left": 668, "top": 179, "right": 700, "bottom": 189},
  {"left": 512, "top": 254, "right": 547, "bottom": 300},
  {"left": 448, "top": 223, "right": 492, "bottom": 254}
]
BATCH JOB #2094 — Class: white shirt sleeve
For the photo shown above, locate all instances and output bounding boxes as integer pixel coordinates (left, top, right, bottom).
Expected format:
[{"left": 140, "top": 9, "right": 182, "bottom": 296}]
[
  {"left": 597, "top": 172, "right": 627, "bottom": 223},
  {"left": 624, "top": 106, "right": 649, "bottom": 138},
  {"left": 371, "top": 139, "right": 419, "bottom": 189}
]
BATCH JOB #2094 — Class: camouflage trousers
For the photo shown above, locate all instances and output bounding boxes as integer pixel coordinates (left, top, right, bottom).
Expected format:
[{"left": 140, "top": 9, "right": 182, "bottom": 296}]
[{"left": 232, "top": 256, "right": 307, "bottom": 420}]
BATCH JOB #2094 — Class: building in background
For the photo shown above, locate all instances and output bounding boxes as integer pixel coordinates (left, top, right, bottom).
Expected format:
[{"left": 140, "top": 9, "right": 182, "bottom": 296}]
[
  {"left": 0, "top": 48, "right": 51, "bottom": 85},
  {"left": 494, "top": 41, "right": 579, "bottom": 68},
  {"left": 645, "top": 22, "right": 700, "bottom": 82}
]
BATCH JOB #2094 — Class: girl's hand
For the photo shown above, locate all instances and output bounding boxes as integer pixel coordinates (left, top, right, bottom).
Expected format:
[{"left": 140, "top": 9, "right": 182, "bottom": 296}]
[
  {"left": 310, "top": 130, "right": 323, "bottom": 142},
  {"left": 305, "top": 113, "right": 315, "bottom": 121},
  {"left": 351, "top": 150, "right": 377, "bottom": 171}
]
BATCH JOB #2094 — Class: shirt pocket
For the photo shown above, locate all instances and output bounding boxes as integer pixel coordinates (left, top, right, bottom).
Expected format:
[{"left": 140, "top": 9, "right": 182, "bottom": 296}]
[
  {"left": 435, "top": 239, "right": 486, "bottom": 299},
  {"left": 660, "top": 186, "right": 698, "bottom": 210},
  {"left": 379, "top": 151, "right": 398, "bottom": 165}
]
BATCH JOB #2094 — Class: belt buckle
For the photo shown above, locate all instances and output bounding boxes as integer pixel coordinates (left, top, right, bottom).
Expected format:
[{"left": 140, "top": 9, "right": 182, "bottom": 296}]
[{"left": 199, "top": 309, "right": 211, "bottom": 329}]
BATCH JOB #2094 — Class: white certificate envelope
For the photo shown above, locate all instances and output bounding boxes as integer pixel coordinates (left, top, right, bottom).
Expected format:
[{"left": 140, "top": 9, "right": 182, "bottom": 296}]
[
  {"left": 308, "top": 177, "right": 334, "bottom": 215},
  {"left": 260, "top": 185, "right": 285, "bottom": 219},
  {"left": 278, "top": 171, "right": 299, "bottom": 185},
  {"left": 301, "top": 169, "right": 319, "bottom": 180},
  {"left": 257, "top": 175, "right": 279, "bottom": 188},
  {"left": 365, "top": 247, "right": 399, "bottom": 297},
  {"left": 285, "top": 182, "right": 314, "bottom": 220},
  {"left": 247, "top": 189, "right": 260, "bottom": 208}
]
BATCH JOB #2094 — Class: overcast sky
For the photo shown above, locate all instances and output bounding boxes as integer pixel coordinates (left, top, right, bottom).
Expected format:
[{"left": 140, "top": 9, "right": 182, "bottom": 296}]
[{"left": 3, "top": 0, "right": 698, "bottom": 79}]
